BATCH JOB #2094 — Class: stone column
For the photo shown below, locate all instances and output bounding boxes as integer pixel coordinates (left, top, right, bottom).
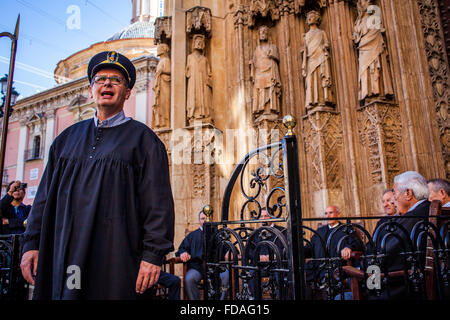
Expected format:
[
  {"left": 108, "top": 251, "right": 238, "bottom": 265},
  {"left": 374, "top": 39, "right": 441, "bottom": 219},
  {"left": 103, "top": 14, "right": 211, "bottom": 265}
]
[
  {"left": 171, "top": 0, "right": 187, "bottom": 129},
  {"left": 43, "top": 110, "right": 55, "bottom": 166},
  {"left": 135, "top": 67, "right": 150, "bottom": 125},
  {"left": 15, "top": 120, "right": 27, "bottom": 181},
  {"left": 325, "top": 0, "right": 365, "bottom": 219}
]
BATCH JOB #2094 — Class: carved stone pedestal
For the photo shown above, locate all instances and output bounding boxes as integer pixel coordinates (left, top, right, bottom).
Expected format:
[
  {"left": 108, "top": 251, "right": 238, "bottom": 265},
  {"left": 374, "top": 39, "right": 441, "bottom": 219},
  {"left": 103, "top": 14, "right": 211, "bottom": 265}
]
[
  {"left": 170, "top": 123, "right": 220, "bottom": 240},
  {"left": 302, "top": 109, "right": 344, "bottom": 218},
  {"left": 357, "top": 100, "right": 403, "bottom": 225}
]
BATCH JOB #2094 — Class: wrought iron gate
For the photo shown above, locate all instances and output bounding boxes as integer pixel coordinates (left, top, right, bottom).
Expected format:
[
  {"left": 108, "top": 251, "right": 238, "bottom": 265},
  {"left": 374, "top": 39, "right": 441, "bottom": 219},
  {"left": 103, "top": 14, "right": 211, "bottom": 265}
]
[{"left": 203, "top": 116, "right": 450, "bottom": 300}]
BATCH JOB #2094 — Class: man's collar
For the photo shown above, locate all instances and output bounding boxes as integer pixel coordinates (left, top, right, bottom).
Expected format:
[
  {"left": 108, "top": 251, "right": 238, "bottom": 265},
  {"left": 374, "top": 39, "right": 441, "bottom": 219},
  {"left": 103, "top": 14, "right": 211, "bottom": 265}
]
[
  {"left": 94, "top": 110, "right": 127, "bottom": 127},
  {"left": 407, "top": 199, "right": 426, "bottom": 212},
  {"left": 328, "top": 222, "right": 340, "bottom": 229}
]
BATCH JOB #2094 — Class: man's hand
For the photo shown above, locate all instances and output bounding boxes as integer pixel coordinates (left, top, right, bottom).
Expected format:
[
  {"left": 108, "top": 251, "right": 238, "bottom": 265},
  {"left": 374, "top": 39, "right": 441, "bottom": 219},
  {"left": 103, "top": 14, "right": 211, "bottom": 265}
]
[
  {"left": 180, "top": 252, "right": 191, "bottom": 263},
  {"left": 20, "top": 250, "right": 39, "bottom": 285},
  {"left": 341, "top": 247, "right": 352, "bottom": 260},
  {"left": 135, "top": 260, "right": 161, "bottom": 294},
  {"left": 2, "top": 218, "right": 8, "bottom": 225}
]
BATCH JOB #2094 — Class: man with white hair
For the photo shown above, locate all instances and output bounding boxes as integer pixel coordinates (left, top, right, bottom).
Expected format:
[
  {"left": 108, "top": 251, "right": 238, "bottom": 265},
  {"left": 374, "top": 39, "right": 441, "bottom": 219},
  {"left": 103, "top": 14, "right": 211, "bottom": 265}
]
[
  {"left": 369, "top": 171, "right": 430, "bottom": 299},
  {"left": 392, "top": 171, "right": 430, "bottom": 226}
]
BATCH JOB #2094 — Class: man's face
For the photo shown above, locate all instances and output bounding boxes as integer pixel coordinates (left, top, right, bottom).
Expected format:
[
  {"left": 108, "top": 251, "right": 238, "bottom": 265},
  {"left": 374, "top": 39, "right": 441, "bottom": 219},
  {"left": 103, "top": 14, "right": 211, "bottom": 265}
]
[
  {"left": 12, "top": 187, "right": 25, "bottom": 201},
  {"left": 393, "top": 183, "right": 412, "bottom": 214},
  {"left": 89, "top": 68, "right": 131, "bottom": 110},
  {"left": 260, "top": 209, "right": 270, "bottom": 220},
  {"left": 325, "top": 206, "right": 340, "bottom": 225},
  {"left": 199, "top": 213, "right": 207, "bottom": 228},
  {"left": 428, "top": 183, "right": 446, "bottom": 203},
  {"left": 382, "top": 191, "right": 396, "bottom": 216}
]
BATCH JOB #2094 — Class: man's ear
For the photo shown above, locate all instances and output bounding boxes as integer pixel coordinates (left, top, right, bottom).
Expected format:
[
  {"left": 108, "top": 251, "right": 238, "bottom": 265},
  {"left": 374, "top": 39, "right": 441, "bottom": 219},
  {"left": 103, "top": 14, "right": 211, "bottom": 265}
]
[
  {"left": 89, "top": 86, "right": 93, "bottom": 99},
  {"left": 405, "top": 188, "right": 414, "bottom": 200},
  {"left": 125, "top": 88, "right": 131, "bottom": 100}
]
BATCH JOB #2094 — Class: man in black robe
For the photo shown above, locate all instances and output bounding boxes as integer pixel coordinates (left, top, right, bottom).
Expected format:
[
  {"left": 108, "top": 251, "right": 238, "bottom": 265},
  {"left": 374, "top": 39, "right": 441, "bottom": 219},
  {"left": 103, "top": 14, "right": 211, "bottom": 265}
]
[
  {"left": 175, "top": 210, "right": 229, "bottom": 300},
  {"left": 19, "top": 51, "right": 175, "bottom": 299},
  {"left": 304, "top": 205, "right": 362, "bottom": 299}
]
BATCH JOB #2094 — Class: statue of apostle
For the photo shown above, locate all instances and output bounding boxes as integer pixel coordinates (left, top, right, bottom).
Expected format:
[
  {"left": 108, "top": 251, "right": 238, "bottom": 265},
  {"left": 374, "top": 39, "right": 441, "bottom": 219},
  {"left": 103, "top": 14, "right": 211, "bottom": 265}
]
[
  {"left": 186, "top": 34, "right": 213, "bottom": 124},
  {"left": 353, "top": 0, "right": 393, "bottom": 103},
  {"left": 250, "top": 25, "right": 282, "bottom": 117},
  {"left": 301, "top": 10, "right": 334, "bottom": 111},
  {"left": 152, "top": 43, "right": 171, "bottom": 129}
]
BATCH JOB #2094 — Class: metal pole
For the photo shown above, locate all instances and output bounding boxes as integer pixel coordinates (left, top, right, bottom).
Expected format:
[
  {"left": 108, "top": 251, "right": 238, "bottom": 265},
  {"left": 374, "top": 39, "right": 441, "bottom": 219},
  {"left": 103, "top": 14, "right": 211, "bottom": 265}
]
[
  {"left": 282, "top": 115, "right": 306, "bottom": 300},
  {"left": 0, "top": 15, "right": 20, "bottom": 189}
]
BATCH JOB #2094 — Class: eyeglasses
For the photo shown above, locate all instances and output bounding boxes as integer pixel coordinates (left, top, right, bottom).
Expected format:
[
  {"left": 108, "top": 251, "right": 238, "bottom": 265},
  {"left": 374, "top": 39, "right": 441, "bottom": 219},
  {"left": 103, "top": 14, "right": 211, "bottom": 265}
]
[{"left": 92, "top": 75, "right": 125, "bottom": 86}]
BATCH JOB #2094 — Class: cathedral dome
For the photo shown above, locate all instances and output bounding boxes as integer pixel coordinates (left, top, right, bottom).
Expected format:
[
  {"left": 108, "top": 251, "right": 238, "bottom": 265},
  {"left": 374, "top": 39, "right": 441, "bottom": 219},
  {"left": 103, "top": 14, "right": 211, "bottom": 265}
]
[{"left": 107, "top": 20, "right": 155, "bottom": 41}]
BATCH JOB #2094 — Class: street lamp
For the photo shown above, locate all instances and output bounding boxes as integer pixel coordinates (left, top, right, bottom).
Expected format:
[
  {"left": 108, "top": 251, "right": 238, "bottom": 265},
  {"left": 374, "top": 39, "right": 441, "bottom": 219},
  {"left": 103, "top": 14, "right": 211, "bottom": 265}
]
[
  {"left": 0, "top": 15, "right": 20, "bottom": 191},
  {"left": 0, "top": 74, "right": 20, "bottom": 117},
  {"left": 0, "top": 75, "right": 8, "bottom": 94}
]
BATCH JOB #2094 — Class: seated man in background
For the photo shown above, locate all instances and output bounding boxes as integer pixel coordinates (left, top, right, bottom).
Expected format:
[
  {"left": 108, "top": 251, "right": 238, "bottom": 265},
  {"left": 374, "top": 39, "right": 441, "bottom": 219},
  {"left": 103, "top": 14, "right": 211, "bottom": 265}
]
[
  {"left": 427, "top": 178, "right": 450, "bottom": 207},
  {"left": 1, "top": 181, "right": 31, "bottom": 235},
  {"left": 368, "top": 171, "right": 430, "bottom": 299},
  {"left": 377, "top": 188, "right": 398, "bottom": 226},
  {"left": 367, "top": 188, "right": 398, "bottom": 254},
  {"left": 304, "top": 205, "right": 362, "bottom": 297},
  {"left": 176, "top": 210, "right": 229, "bottom": 300},
  {"left": 246, "top": 208, "right": 287, "bottom": 299}
]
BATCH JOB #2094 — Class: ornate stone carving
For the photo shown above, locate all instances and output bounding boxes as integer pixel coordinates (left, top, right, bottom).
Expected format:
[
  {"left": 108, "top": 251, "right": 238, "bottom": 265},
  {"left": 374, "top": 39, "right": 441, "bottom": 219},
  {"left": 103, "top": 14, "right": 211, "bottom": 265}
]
[
  {"left": 186, "top": 6, "right": 212, "bottom": 36},
  {"left": 417, "top": 0, "right": 450, "bottom": 178},
  {"left": 301, "top": 10, "right": 335, "bottom": 112},
  {"left": 357, "top": 102, "right": 402, "bottom": 185},
  {"left": 353, "top": 0, "right": 394, "bottom": 104},
  {"left": 152, "top": 43, "right": 171, "bottom": 129},
  {"left": 248, "top": 0, "right": 281, "bottom": 26},
  {"left": 186, "top": 34, "right": 213, "bottom": 125},
  {"left": 154, "top": 16, "right": 172, "bottom": 45},
  {"left": 303, "top": 111, "right": 343, "bottom": 191},
  {"left": 250, "top": 25, "right": 282, "bottom": 121}
]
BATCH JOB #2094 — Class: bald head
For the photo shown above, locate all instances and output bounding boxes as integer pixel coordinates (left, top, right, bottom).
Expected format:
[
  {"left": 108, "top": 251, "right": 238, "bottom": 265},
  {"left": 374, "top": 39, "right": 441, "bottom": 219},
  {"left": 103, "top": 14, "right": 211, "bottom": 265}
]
[{"left": 324, "top": 206, "right": 340, "bottom": 226}]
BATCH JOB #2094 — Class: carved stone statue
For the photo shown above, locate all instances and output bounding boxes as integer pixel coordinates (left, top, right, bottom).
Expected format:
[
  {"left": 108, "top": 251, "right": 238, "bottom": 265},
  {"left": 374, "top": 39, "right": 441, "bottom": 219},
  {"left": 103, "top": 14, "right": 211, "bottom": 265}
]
[
  {"left": 353, "top": 0, "right": 393, "bottom": 103},
  {"left": 250, "top": 25, "right": 282, "bottom": 117},
  {"left": 186, "top": 34, "right": 213, "bottom": 124},
  {"left": 301, "top": 10, "right": 334, "bottom": 111},
  {"left": 152, "top": 43, "right": 171, "bottom": 129}
]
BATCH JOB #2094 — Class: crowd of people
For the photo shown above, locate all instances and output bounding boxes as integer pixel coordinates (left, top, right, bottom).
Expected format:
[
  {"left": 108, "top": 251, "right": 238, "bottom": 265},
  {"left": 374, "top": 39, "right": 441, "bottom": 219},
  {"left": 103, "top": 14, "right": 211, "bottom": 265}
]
[{"left": 0, "top": 49, "right": 449, "bottom": 300}]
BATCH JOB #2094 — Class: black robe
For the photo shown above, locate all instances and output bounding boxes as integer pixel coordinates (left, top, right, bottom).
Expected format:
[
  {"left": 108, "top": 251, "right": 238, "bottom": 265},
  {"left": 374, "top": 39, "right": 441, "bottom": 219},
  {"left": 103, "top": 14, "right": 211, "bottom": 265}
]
[
  {"left": 175, "top": 228, "right": 204, "bottom": 274},
  {"left": 304, "top": 222, "right": 363, "bottom": 281},
  {"left": 22, "top": 119, "right": 175, "bottom": 299}
]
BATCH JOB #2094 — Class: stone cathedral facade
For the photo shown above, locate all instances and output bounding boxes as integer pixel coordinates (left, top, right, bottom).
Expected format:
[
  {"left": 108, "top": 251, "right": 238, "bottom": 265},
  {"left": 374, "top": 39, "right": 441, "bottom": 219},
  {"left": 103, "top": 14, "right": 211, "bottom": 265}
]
[
  {"left": 4, "top": 0, "right": 449, "bottom": 250},
  {"left": 153, "top": 0, "right": 449, "bottom": 240}
]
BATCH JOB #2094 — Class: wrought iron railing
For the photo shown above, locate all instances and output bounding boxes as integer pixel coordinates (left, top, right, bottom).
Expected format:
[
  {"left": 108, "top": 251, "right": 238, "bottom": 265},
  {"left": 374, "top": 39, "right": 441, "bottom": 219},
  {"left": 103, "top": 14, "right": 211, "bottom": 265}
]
[
  {"left": 24, "top": 147, "right": 43, "bottom": 162},
  {"left": 0, "top": 234, "right": 28, "bottom": 300},
  {"left": 203, "top": 116, "right": 450, "bottom": 300}
]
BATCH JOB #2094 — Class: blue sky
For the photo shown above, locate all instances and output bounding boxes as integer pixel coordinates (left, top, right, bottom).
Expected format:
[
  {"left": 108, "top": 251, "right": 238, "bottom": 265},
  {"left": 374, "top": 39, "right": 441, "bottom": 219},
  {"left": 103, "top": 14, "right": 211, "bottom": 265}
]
[{"left": 0, "top": 0, "right": 134, "bottom": 100}]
